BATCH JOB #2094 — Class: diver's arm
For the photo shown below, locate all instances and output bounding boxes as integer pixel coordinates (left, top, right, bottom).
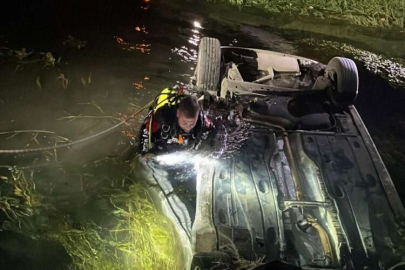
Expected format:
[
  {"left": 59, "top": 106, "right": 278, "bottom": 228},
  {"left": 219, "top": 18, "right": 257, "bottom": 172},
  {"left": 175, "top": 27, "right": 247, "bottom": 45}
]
[{"left": 140, "top": 111, "right": 162, "bottom": 154}]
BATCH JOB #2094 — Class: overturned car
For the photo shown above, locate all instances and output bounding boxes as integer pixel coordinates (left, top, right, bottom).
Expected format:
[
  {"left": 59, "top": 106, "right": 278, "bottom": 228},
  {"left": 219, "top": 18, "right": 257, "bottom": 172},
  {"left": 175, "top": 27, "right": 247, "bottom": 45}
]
[{"left": 138, "top": 37, "right": 405, "bottom": 270}]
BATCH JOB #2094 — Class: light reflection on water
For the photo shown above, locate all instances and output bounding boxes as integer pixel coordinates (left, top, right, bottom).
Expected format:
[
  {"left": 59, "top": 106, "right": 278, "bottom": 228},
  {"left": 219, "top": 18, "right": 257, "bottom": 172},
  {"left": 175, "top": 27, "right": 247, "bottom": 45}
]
[
  {"left": 115, "top": 36, "right": 152, "bottom": 53},
  {"left": 171, "top": 46, "right": 197, "bottom": 63},
  {"left": 171, "top": 21, "right": 201, "bottom": 63}
]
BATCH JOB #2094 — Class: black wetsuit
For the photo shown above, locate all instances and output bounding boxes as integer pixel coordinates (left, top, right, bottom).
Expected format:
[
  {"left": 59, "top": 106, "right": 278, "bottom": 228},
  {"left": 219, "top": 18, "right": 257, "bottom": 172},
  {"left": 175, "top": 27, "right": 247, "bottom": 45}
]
[{"left": 140, "top": 105, "right": 213, "bottom": 154}]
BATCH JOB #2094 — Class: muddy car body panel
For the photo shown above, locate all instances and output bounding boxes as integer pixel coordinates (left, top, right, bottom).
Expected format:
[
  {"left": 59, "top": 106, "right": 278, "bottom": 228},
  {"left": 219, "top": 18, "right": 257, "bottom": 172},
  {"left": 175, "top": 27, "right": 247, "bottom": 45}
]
[{"left": 140, "top": 37, "right": 405, "bottom": 270}]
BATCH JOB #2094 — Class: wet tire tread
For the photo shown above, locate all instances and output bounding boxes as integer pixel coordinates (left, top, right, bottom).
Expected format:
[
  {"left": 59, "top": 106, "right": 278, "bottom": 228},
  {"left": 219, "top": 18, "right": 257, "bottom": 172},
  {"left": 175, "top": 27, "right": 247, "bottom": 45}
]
[{"left": 196, "top": 37, "right": 221, "bottom": 91}]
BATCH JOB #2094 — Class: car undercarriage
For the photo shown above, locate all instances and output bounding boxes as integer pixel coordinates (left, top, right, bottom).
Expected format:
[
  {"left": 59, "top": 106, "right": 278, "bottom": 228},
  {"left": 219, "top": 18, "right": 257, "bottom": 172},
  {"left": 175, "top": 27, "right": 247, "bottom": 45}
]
[{"left": 137, "top": 37, "right": 405, "bottom": 270}]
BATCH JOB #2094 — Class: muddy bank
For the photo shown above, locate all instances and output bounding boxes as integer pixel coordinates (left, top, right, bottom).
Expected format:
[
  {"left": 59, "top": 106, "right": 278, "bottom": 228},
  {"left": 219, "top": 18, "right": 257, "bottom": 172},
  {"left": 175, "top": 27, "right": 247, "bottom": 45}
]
[{"left": 206, "top": 3, "right": 405, "bottom": 58}]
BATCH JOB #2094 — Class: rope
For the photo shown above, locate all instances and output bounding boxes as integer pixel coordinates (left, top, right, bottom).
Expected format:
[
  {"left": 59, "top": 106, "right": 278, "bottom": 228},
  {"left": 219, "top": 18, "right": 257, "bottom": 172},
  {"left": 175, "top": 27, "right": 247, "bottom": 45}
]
[{"left": 0, "top": 100, "right": 154, "bottom": 154}]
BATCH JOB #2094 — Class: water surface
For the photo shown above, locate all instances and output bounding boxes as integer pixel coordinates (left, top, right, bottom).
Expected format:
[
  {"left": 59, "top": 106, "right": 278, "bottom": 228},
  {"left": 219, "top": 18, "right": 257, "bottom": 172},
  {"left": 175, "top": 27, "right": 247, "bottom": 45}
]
[{"left": 0, "top": 0, "right": 404, "bottom": 269}]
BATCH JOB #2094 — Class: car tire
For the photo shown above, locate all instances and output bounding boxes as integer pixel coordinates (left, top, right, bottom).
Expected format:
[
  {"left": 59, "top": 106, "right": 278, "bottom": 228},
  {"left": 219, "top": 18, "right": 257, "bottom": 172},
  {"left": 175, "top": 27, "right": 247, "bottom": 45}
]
[
  {"left": 195, "top": 37, "right": 221, "bottom": 92},
  {"left": 325, "top": 57, "right": 359, "bottom": 107}
]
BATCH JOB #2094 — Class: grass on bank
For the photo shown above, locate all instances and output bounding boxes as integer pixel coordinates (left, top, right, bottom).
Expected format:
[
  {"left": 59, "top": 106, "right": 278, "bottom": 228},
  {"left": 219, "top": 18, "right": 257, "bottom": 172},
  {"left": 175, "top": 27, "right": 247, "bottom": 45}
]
[{"left": 215, "top": 0, "right": 405, "bottom": 29}]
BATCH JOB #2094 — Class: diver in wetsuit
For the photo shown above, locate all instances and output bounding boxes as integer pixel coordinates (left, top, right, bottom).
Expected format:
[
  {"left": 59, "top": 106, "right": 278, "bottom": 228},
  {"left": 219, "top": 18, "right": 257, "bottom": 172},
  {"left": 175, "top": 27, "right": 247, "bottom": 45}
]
[
  {"left": 140, "top": 87, "right": 214, "bottom": 154},
  {"left": 137, "top": 88, "right": 215, "bottom": 229}
]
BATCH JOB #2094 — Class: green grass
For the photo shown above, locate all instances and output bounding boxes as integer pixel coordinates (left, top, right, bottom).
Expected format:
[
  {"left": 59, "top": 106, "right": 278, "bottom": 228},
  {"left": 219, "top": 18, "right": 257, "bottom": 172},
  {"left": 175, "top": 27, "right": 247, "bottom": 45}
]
[
  {"left": 214, "top": 0, "right": 405, "bottom": 29},
  {"left": 0, "top": 166, "right": 181, "bottom": 270},
  {"left": 46, "top": 184, "right": 181, "bottom": 270}
]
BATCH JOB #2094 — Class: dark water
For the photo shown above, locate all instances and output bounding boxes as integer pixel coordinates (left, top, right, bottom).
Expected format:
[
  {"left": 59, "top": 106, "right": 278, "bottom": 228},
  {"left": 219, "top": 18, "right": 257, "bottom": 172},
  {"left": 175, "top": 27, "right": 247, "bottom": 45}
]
[{"left": 0, "top": 0, "right": 404, "bottom": 269}]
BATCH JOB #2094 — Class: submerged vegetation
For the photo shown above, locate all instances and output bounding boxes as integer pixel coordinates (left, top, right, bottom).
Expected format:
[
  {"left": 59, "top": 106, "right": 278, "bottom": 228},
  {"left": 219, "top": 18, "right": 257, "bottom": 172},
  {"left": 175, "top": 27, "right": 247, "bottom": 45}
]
[
  {"left": 48, "top": 184, "right": 180, "bottom": 270},
  {"left": 0, "top": 165, "right": 181, "bottom": 270},
  {"left": 216, "top": 0, "right": 405, "bottom": 29},
  {"left": 0, "top": 40, "right": 177, "bottom": 269}
]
